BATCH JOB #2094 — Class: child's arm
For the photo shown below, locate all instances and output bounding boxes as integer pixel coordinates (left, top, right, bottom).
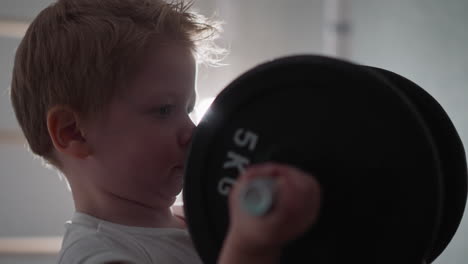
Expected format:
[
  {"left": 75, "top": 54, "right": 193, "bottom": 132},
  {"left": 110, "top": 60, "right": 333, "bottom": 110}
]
[{"left": 218, "top": 163, "right": 321, "bottom": 264}]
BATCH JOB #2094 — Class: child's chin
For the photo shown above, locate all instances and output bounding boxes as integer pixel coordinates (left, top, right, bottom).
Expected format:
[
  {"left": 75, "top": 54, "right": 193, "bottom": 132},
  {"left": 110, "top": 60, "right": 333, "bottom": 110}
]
[
  {"left": 171, "top": 168, "right": 185, "bottom": 189},
  {"left": 164, "top": 179, "right": 184, "bottom": 198}
]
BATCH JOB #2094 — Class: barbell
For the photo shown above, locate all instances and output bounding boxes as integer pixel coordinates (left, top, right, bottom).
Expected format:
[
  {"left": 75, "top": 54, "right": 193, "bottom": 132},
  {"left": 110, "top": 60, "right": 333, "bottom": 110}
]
[{"left": 183, "top": 55, "right": 467, "bottom": 264}]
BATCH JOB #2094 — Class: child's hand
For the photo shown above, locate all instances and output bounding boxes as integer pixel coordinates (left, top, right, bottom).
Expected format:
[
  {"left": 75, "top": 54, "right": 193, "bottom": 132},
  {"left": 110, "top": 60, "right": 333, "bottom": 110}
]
[{"left": 219, "top": 163, "right": 321, "bottom": 263}]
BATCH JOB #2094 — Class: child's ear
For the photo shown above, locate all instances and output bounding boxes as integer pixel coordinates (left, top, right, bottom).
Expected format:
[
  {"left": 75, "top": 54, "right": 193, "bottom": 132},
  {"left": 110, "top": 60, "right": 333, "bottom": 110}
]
[{"left": 46, "top": 106, "right": 92, "bottom": 159}]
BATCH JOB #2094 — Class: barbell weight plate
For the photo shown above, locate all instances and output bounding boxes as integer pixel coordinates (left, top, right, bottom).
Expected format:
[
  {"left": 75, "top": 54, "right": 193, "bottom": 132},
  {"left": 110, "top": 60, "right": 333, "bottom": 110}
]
[
  {"left": 365, "top": 66, "right": 468, "bottom": 263},
  {"left": 184, "top": 55, "right": 443, "bottom": 264}
]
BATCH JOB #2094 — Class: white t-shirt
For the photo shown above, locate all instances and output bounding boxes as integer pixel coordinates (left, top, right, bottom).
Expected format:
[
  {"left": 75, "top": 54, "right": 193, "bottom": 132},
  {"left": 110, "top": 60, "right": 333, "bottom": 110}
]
[{"left": 57, "top": 212, "right": 204, "bottom": 264}]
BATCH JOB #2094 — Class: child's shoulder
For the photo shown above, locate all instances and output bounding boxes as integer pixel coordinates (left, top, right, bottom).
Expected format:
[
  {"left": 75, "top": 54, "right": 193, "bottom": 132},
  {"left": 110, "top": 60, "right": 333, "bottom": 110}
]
[
  {"left": 57, "top": 212, "right": 145, "bottom": 264},
  {"left": 57, "top": 231, "right": 142, "bottom": 264},
  {"left": 57, "top": 212, "right": 203, "bottom": 264}
]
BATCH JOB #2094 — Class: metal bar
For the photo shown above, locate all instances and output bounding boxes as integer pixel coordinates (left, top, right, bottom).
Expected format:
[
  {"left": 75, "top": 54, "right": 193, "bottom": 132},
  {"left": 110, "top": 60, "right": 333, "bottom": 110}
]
[
  {"left": 0, "top": 130, "right": 25, "bottom": 145},
  {"left": 0, "top": 20, "right": 29, "bottom": 38},
  {"left": 0, "top": 237, "right": 62, "bottom": 255}
]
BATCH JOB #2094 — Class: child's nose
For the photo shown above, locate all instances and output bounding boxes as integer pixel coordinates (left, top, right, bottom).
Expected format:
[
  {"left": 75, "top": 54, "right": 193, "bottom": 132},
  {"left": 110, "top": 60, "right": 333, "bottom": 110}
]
[{"left": 179, "top": 118, "right": 195, "bottom": 147}]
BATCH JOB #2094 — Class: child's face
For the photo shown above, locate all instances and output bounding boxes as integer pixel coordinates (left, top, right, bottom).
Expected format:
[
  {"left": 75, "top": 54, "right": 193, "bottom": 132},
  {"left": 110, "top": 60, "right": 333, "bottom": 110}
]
[{"left": 84, "top": 43, "right": 196, "bottom": 208}]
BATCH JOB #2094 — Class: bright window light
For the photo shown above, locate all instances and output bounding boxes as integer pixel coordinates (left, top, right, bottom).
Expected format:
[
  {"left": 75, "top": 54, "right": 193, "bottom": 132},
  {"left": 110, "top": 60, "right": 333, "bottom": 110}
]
[{"left": 191, "top": 97, "right": 215, "bottom": 124}]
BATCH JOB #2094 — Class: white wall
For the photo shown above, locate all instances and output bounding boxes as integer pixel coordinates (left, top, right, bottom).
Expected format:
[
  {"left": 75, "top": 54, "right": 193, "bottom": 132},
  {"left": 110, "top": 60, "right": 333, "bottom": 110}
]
[{"left": 193, "top": 0, "right": 324, "bottom": 99}]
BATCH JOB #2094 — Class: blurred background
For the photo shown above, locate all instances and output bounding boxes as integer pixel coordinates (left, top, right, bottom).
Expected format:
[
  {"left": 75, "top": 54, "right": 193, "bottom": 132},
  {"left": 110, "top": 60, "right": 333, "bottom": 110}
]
[{"left": 0, "top": 0, "right": 467, "bottom": 263}]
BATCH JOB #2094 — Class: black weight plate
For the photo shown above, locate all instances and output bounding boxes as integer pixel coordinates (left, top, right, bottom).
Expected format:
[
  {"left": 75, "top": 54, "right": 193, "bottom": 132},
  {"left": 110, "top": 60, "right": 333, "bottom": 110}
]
[
  {"left": 184, "top": 55, "right": 443, "bottom": 264},
  {"left": 365, "top": 66, "right": 468, "bottom": 263}
]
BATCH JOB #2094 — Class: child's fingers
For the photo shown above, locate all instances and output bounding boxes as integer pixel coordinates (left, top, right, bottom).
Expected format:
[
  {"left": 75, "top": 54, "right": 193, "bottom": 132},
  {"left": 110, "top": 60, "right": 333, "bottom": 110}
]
[
  {"left": 260, "top": 164, "right": 321, "bottom": 229},
  {"left": 279, "top": 166, "right": 322, "bottom": 229},
  {"left": 241, "top": 163, "right": 321, "bottom": 218},
  {"left": 229, "top": 162, "right": 321, "bottom": 243}
]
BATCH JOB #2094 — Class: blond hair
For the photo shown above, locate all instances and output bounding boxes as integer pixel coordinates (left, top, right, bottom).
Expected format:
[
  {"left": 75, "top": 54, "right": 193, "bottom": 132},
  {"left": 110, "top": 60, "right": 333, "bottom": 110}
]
[{"left": 10, "top": 0, "right": 222, "bottom": 166}]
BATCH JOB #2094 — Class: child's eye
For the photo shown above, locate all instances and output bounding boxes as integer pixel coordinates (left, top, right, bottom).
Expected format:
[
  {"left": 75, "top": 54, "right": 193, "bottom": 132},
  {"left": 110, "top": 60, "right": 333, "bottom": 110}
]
[{"left": 156, "top": 104, "right": 174, "bottom": 117}]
